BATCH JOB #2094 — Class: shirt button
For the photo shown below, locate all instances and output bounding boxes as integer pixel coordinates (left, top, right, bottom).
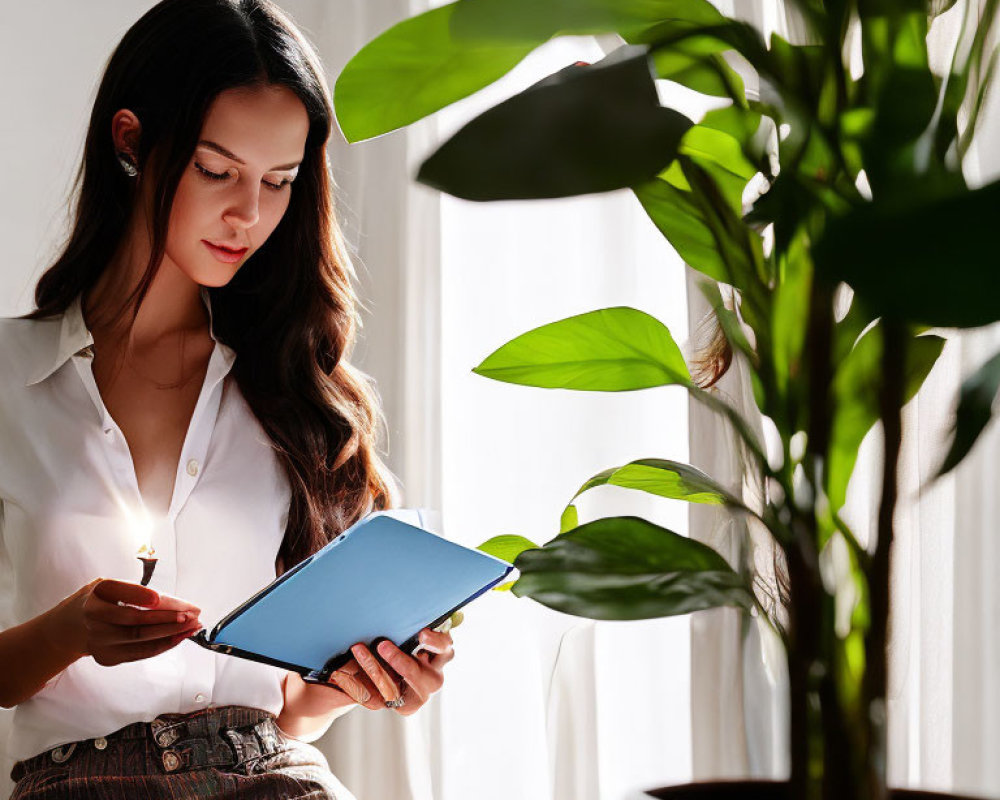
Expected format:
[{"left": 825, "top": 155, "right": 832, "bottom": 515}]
[
  {"left": 93, "top": 737, "right": 107, "bottom": 750},
  {"left": 194, "top": 693, "right": 206, "bottom": 703},
  {"left": 162, "top": 750, "right": 181, "bottom": 772},
  {"left": 186, "top": 459, "right": 200, "bottom": 477}
]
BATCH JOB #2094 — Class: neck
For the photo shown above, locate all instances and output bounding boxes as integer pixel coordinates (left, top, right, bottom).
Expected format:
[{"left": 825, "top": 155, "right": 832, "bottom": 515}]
[{"left": 83, "top": 215, "right": 209, "bottom": 346}]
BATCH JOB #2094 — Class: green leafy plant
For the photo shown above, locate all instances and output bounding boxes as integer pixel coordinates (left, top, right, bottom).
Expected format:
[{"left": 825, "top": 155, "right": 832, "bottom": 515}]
[{"left": 334, "top": 1, "right": 1000, "bottom": 798}]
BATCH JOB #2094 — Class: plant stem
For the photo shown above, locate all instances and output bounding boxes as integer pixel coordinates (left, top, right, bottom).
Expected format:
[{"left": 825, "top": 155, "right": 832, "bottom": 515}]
[
  {"left": 863, "top": 320, "right": 905, "bottom": 800},
  {"left": 787, "top": 278, "right": 835, "bottom": 800}
]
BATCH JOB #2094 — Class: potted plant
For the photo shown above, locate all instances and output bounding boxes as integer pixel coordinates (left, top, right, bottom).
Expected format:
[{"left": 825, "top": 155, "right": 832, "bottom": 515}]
[{"left": 333, "top": 1, "right": 1000, "bottom": 798}]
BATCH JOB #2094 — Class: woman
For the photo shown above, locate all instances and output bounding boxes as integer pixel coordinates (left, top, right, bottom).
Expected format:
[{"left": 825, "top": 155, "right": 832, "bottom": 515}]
[{"left": 0, "top": 1, "right": 454, "bottom": 797}]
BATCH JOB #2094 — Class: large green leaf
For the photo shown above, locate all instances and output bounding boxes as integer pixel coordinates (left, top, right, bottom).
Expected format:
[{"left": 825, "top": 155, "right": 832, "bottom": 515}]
[
  {"left": 827, "top": 327, "right": 946, "bottom": 511},
  {"left": 815, "top": 178, "right": 1000, "bottom": 328},
  {"left": 771, "top": 230, "right": 813, "bottom": 398},
  {"left": 649, "top": 36, "right": 747, "bottom": 100},
  {"left": 478, "top": 534, "right": 540, "bottom": 563},
  {"left": 698, "top": 105, "right": 763, "bottom": 153},
  {"left": 472, "top": 307, "right": 692, "bottom": 391},
  {"left": 561, "top": 459, "right": 737, "bottom": 528},
  {"left": 633, "top": 177, "right": 729, "bottom": 282},
  {"left": 512, "top": 516, "right": 753, "bottom": 619},
  {"left": 679, "top": 125, "right": 757, "bottom": 213},
  {"left": 333, "top": 4, "right": 536, "bottom": 142},
  {"left": 449, "top": 0, "right": 726, "bottom": 42},
  {"left": 417, "top": 49, "right": 693, "bottom": 200},
  {"left": 570, "top": 459, "right": 731, "bottom": 505},
  {"left": 938, "top": 348, "right": 1000, "bottom": 476}
]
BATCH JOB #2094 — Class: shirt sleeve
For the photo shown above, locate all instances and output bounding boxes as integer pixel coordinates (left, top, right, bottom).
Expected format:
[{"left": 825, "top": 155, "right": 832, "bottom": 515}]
[{"left": 278, "top": 703, "right": 356, "bottom": 744}]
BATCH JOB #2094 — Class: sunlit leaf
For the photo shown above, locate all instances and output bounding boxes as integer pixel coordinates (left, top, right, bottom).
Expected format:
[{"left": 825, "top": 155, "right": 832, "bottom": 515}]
[
  {"left": 772, "top": 231, "right": 813, "bottom": 397},
  {"left": 679, "top": 124, "right": 757, "bottom": 212},
  {"left": 565, "top": 459, "right": 737, "bottom": 519},
  {"left": 560, "top": 505, "right": 579, "bottom": 533},
  {"left": 512, "top": 516, "right": 753, "bottom": 619},
  {"left": 334, "top": 4, "right": 536, "bottom": 142},
  {"left": 450, "top": 0, "right": 727, "bottom": 42},
  {"left": 633, "top": 177, "right": 730, "bottom": 282},
  {"left": 472, "top": 307, "right": 692, "bottom": 391},
  {"left": 478, "top": 534, "right": 540, "bottom": 564},
  {"left": 650, "top": 37, "right": 746, "bottom": 100}
]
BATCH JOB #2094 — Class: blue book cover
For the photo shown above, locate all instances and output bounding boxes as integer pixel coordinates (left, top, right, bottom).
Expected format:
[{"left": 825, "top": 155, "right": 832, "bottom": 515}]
[{"left": 193, "top": 509, "right": 513, "bottom": 683}]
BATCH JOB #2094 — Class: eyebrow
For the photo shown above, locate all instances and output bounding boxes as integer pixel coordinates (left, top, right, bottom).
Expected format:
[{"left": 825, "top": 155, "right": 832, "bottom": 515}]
[{"left": 197, "top": 139, "right": 301, "bottom": 171}]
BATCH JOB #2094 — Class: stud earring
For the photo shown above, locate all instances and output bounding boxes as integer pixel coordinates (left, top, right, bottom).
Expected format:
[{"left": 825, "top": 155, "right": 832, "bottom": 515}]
[{"left": 116, "top": 151, "right": 139, "bottom": 177}]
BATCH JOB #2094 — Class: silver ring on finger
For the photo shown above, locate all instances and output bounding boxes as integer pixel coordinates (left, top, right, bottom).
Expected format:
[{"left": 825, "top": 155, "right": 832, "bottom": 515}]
[{"left": 385, "top": 682, "right": 407, "bottom": 708}]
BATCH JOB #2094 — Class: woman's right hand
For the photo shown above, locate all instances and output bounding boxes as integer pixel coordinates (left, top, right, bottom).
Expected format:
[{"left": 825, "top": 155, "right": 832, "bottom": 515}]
[{"left": 46, "top": 578, "right": 204, "bottom": 667}]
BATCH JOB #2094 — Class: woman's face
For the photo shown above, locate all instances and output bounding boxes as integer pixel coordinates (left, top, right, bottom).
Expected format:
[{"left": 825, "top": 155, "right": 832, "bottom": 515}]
[{"left": 164, "top": 84, "right": 310, "bottom": 286}]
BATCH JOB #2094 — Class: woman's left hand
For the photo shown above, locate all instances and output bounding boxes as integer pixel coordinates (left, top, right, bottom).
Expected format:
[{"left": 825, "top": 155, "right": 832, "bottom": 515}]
[{"left": 331, "top": 628, "right": 454, "bottom": 716}]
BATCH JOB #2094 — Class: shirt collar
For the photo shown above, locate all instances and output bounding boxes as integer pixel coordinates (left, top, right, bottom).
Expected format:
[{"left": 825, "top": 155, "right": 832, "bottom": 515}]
[{"left": 26, "top": 286, "right": 236, "bottom": 387}]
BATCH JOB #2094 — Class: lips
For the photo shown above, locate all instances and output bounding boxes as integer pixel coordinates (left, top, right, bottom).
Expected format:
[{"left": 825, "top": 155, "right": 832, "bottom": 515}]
[{"left": 202, "top": 240, "right": 249, "bottom": 264}]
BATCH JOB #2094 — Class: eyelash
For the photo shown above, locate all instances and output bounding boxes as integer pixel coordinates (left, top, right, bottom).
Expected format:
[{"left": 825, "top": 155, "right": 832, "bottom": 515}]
[{"left": 194, "top": 162, "right": 293, "bottom": 191}]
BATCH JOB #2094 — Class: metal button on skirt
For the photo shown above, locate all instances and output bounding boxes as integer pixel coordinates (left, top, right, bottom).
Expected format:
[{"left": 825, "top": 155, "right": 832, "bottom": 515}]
[{"left": 9, "top": 705, "right": 353, "bottom": 799}]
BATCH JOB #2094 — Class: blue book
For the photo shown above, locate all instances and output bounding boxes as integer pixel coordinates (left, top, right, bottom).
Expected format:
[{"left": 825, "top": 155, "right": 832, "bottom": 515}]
[{"left": 192, "top": 509, "right": 513, "bottom": 684}]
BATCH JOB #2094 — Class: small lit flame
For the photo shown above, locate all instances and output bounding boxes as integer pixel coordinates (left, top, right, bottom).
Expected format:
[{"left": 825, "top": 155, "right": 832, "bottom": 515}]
[{"left": 128, "top": 506, "right": 156, "bottom": 560}]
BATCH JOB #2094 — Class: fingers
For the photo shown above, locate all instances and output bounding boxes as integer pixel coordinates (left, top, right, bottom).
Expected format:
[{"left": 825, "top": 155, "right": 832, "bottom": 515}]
[
  {"left": 375, "top": 641, "right": 432, "bottom": 704},
  {"left": 151, "top": 592, "right": 203, "bottom": 614},
  {"left": 86, "top": 617, "right": 203, "bottom": 647},
  {"left": 328, "top": 660, "right": 384, "bottom": 711},
  {"left": 329, "top": 634, "right": 457, "bottom": 716},
  {"left": 352, "top": 643, "right": 404, "bottom": 705},
  {"left": 86, "top": 600, "right": 200, "bottom": 629},
  {"left": 92, "top": 579, "right": 160, "bottom": 609},
  {"left": 417, "top": 629, "right": 454, "bottom": 656},
  {"left": 93, "top": 629, "right": 198, "bottom": 667}
]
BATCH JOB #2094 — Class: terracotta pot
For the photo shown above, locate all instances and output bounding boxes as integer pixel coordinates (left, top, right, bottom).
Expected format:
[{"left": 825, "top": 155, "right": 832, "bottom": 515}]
[{"left": 646, "top": 781, "right": 979, "bottom": 799}]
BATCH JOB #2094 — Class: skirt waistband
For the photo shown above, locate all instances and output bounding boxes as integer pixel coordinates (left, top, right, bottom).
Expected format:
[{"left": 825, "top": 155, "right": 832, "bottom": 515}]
[{"left": 11, "top": 705, "right": 282, "bottom": 783}]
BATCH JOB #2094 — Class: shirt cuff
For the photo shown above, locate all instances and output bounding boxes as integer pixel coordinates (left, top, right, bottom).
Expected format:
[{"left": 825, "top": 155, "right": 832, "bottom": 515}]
[{"left": 278, "top": 703, "right": 355, "bottom": 743}]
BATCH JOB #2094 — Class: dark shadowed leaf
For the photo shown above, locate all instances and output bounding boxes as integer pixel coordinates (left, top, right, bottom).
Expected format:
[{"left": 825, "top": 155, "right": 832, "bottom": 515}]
[
  {"left": 417, "top": 50, "right": 693, "bottom": 200},
  {"left": 938, "top": 348, "right": 1000, "bottom": 476},
  {"left": 472, "top": 307, "right": 691, "bottom": 391},
  {"left": 512, "top": 516, "right": 753, "bottom": 619},
  {"left": 815, "top": 178, "right": 1000, "bottom": 327},
  {"left": 334, "top": 4, "right": 536, "bottom": 142}
]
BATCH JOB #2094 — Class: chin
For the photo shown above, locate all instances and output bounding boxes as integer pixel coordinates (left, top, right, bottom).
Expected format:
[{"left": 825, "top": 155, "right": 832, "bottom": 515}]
[
  {"left": 199, "top": 270, "right": 240, "bottom": 288},
  {"left": 184, "top": 259, "right": 244, "bottom": 288}
]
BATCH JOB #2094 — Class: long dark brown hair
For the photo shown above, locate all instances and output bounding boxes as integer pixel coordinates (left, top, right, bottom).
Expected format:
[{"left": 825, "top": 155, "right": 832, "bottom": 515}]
[{"left": 23, "top": 0, "right": 394, "bottom": 570}]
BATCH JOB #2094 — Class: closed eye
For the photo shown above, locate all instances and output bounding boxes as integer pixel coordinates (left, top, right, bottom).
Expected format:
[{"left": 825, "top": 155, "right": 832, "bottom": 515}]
[
  {"left": 195, "top": 163, "right": 230, "bottom": 181},
  {"left": 195, "top": 162, "right": 293, "bottom": 191},
  {"left": 263, "top": 177, "right": 294, "bottom": 191}
]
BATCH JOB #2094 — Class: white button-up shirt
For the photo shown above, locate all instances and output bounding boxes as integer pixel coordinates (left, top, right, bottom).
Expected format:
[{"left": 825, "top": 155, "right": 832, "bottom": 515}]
[{"left": 0, "top": 289, "right": 300, "bottom": 762}]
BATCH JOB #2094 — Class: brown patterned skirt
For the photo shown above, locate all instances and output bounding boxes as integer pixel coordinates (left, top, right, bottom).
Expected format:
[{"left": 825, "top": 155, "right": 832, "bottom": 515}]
[{"left": 9, "top": 705, "right": 352, "bottom": 799}]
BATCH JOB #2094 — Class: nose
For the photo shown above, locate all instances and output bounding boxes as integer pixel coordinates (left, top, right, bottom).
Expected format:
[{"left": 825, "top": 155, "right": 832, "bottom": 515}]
[{"left": 222, "top": 184, "right": 260, "bottom": 230}]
